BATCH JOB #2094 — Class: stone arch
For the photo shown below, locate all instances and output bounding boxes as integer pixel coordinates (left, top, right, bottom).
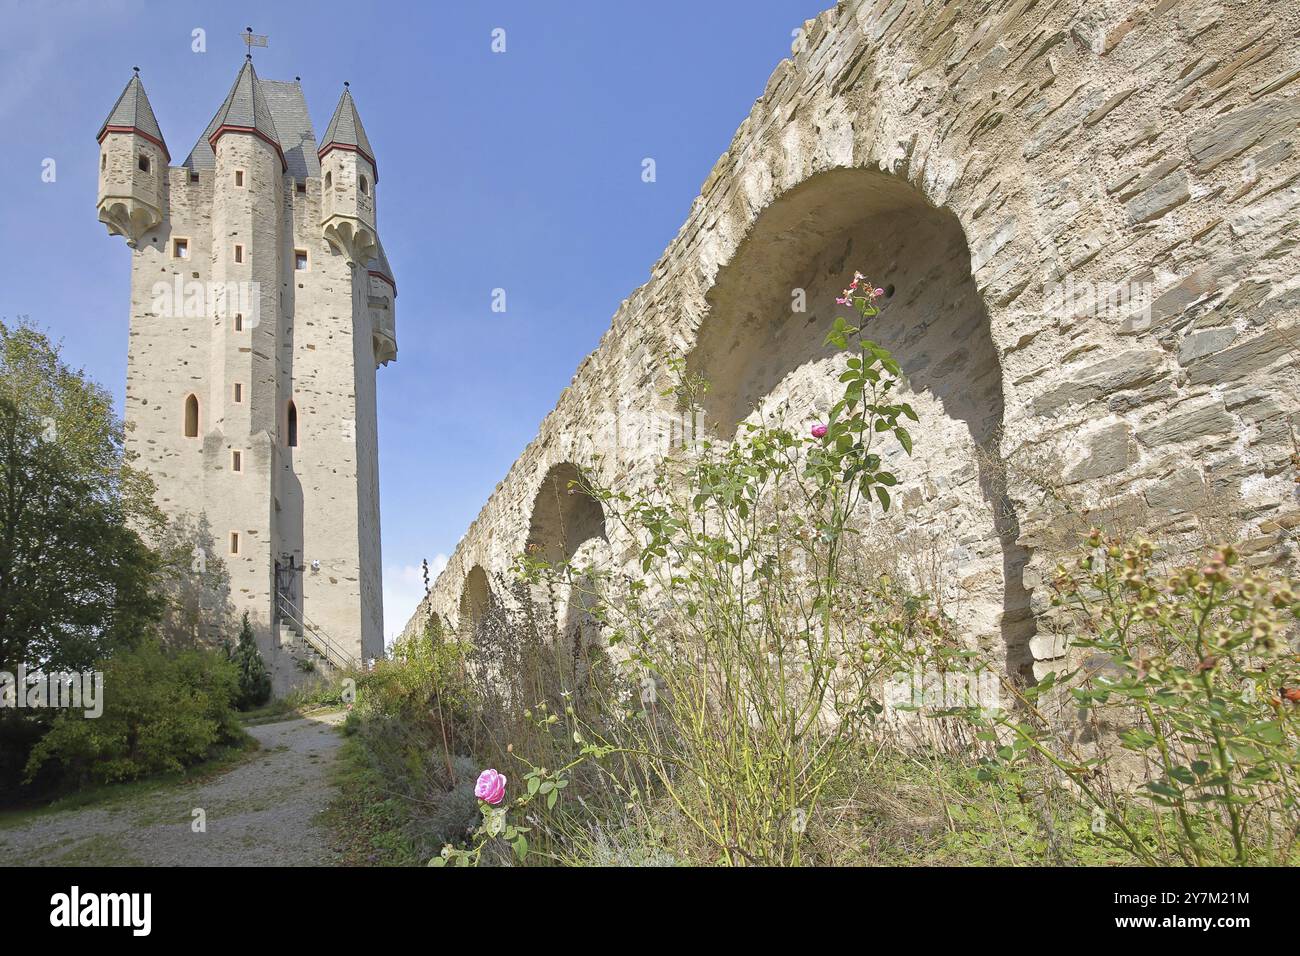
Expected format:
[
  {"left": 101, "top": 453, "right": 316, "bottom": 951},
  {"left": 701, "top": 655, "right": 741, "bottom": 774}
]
[
  {"left": 458, "top": 564, "right": 493, "bottom": 629},
  {"left": 525, "top": 462, "right": 607, "bottom": 565},
  {"left": 686, "top": 166, "right": 1032, "bottom": 677}
]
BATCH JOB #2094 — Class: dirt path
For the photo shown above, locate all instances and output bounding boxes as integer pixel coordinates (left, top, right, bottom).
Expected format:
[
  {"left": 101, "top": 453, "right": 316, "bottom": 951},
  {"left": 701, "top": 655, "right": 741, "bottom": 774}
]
[{"left": 0, "top": 710, "right": 346, "bottom": 866}]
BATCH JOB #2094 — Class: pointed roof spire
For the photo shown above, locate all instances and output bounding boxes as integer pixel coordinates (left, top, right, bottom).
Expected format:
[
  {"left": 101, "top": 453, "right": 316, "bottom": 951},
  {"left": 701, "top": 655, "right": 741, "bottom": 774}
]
[
  {"left": 97, "top": 69, "right": 170, "bottom": 161},
  {"left": 207, "top": 58, "right": 286, "bottom": 171},
  {"left": 319, "top": 83, "right": 378, "bottom": 182}
]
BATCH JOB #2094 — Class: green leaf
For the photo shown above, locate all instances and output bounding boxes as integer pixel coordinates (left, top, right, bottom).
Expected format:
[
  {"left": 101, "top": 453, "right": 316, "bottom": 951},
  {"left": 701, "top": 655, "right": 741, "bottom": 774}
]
[
  {"left": 1118, "top": 728, "right": 1157, "bottom": 750},
  {"left": 1147, "top": 781, "right": 1183, "bottom": 799},
  {"left": 875, "top": 486, "right": 890, "bottom": 511},
  {"left": 893, "top": 426, "right": 912, "bottom": 455},
  {"left": 1247, "top": 720, "right": 1283, "bottom": 744}
]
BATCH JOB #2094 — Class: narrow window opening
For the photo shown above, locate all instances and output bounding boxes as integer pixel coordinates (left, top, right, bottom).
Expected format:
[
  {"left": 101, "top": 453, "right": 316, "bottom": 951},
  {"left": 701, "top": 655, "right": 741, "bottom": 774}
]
[
  {"left": 231, "top": 449, "right": 242, "bottom": 473},
  {"left": 101, "top": 154, "right": 106, "bottom": 170},
  {"left": 234, "top": 169, "right": 245, "bottom": 187},
  {"left": 324, "top": 171, "right": 332, "bottom": 190},
  {"left": 229, "top": 532, "right": 240, "bottom": 555},
  {"left": 295, "top": 250, "right": 308, "bottom": 271},
  {"left": 234, "top": 244, "right": 244, "bottom": 264},
  {"left": 359, "top": 174, "right": 369, "bottom": 195},
  {"left": 234, "top": 313, "right": 244, "bottom": 332},
  {"left": 172, "top": 238, "right": 189, "bottom": 259},
  {"left": 137, "top": 154, "right": 149, "bottom": 173},
  {"left": 233, "top": 383, "right": 243, "bottom": 404},
  {"left": 287, "top": 401, "right": 298, "bottom": 448},
  {"left": 189, "top": 170, "right": 199, "bottom": 183},
  {"left": 183, "top": 394, "right": 199, "bottom": 437},
  {"left": 296, "top": 180, "right": 306, "bottom": 194}
]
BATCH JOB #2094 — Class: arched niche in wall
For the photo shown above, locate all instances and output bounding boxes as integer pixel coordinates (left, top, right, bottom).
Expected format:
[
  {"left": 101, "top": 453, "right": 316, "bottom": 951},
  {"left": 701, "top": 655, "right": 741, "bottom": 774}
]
[
  {"left": 458, "top": 564, "right": 494, "bottom": 633},
  {"left": 525, "top": 462, "right": 607, "bottom": 566},
  {"left": 684, "top": 166, "right": 1033, "bottom": 678}
]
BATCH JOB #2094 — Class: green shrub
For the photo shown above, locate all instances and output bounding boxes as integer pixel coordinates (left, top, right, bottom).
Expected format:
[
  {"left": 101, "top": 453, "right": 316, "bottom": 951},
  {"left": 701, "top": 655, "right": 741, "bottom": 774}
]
[
  {"left": 332, "top": 707, "right": 483, "bottom": 864},
  {"left": 973, "top": 532, "right": 1300, "bottom": 866},
  {"left": 438, "top": 274, "right": 922, "bottom": 867},
  {"left": 24, "top": 640, "right": 245, "bottom": 786}
]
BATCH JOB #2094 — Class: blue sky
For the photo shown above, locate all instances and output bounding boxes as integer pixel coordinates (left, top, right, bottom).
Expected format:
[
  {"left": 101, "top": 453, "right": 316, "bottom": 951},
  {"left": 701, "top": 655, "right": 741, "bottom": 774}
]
[{"left": 0, "top": 0, "right": 829, "bottom": 642}]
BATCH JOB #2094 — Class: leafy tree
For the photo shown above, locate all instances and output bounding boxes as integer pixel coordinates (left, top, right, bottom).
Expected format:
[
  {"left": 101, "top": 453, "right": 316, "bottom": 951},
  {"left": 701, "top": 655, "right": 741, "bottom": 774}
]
[
  {"left": 228, "top": 612, "right": 272, "bottom": 709},
  {"left": 0, "top": 320, "right": 163, "bottom": 673}
]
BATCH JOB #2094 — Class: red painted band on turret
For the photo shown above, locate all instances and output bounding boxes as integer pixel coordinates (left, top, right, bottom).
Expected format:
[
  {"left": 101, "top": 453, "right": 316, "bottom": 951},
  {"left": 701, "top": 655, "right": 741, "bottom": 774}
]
[
  {"left": 318, "top": 142, "right": 378, "bottom": 184},
  {"left": 209, "top": 125, "right": 288, "bottom": 172},
  {"left": 368, "top": 271, "right": 396, "bottom": 297},
  {"left": 98, "top": 126, "right": 172, "bottom": 163}
]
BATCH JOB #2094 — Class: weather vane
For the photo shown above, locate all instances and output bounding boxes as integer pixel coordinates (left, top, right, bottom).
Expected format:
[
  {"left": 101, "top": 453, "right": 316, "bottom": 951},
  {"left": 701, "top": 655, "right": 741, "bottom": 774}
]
[{"left": 241, "top": 26, "right": 268, "bottom": 57}]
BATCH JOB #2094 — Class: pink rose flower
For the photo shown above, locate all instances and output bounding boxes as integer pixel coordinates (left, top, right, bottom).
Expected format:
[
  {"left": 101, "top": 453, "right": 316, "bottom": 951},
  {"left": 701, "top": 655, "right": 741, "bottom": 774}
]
[
  {"left": 811, "top": 424, "right": 828, "bottom": 438},
  {"left": 474, "top": 768, "right": 507, "bottom": 805}
]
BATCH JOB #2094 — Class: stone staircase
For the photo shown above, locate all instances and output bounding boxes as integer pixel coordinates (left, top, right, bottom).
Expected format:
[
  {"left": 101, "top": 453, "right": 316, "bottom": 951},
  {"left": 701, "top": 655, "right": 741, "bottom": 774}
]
[{"left": 276, "top": 595, "right": 362, "bottom": 674}]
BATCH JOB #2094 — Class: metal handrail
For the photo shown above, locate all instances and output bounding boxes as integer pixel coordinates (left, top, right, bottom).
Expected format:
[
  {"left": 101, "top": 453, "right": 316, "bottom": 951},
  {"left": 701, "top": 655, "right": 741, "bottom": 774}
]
[
  {"left": 295, "top": 601, "right": 360, "bottom": 668},
  {"left": 276, "top": 594, "right": 360, "bottom": 671}
]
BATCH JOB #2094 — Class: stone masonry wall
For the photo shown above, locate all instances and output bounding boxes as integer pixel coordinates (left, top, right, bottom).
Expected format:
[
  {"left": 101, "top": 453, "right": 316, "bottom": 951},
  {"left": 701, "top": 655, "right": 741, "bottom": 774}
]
[{"left": 404, "top": 0, "right": 1300, "bottom": 683}]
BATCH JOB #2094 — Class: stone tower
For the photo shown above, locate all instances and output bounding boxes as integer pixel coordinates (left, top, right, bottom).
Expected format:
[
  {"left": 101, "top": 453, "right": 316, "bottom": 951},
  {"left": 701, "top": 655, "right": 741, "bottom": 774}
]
[{"left": 97, "top": 60, "right": 396, "bottom": 690}]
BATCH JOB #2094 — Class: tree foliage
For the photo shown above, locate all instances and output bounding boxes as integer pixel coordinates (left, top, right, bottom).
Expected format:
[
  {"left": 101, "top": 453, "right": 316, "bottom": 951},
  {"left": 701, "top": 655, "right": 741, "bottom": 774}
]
[
  {"left": 0, "top": 321, "right": 163, "bottom": 672},
  {"left": 229, "top": 612, "right": 272, "bottom": 710},
  {"left": 24, "top": 639, "right": 244, "bottom": 786}
]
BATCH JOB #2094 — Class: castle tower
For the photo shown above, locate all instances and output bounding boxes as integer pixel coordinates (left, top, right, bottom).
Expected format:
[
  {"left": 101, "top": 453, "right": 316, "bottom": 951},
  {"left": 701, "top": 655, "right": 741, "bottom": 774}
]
[{"left": 97, "top": 60, "right": 395, "bottom": 690}]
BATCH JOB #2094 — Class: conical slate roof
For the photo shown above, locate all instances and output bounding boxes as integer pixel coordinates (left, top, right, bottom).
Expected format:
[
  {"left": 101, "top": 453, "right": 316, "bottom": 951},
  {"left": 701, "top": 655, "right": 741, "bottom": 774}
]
[
  {"left": 320, "top": 87, "right": 377, "bottom": 181},
  {"left": 194, "top": 59, "right": 286, "bottom": 170},
  {"left": 97, "top": 72, "right": 169, "bottom": 160},
  {"left": 260, "top": 80, "right": 320, "bottom": 180}
]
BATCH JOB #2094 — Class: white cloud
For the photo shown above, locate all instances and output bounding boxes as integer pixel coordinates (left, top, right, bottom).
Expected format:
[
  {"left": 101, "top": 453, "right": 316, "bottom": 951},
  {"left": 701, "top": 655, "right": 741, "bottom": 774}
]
[{"left": 383, "top": 554, "right": 447, "bottom": 651}]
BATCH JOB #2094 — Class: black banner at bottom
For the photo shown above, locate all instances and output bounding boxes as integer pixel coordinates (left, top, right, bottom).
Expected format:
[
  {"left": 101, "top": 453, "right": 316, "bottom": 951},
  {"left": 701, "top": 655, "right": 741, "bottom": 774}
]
[{"left": 0, "top": 865, "right": 1281, "bottom": 941}]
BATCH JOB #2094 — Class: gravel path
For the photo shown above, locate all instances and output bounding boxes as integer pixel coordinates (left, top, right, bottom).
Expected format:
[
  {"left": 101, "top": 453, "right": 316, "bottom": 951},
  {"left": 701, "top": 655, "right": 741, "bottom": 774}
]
[{"left": 0, "top": 710, "right": 346, "bottom": 866}]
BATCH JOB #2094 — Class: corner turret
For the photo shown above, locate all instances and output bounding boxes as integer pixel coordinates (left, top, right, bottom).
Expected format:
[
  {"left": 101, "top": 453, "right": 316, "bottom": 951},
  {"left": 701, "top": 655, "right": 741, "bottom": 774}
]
[
  {"left": 96, "top": 69, "right": 169, "bottom": 246},
  {"left": 318, "top": 84, "right": 378, "bottom": 265},
  {"left": 367, "top": 242, "right": 397, "bottom": 366}
]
